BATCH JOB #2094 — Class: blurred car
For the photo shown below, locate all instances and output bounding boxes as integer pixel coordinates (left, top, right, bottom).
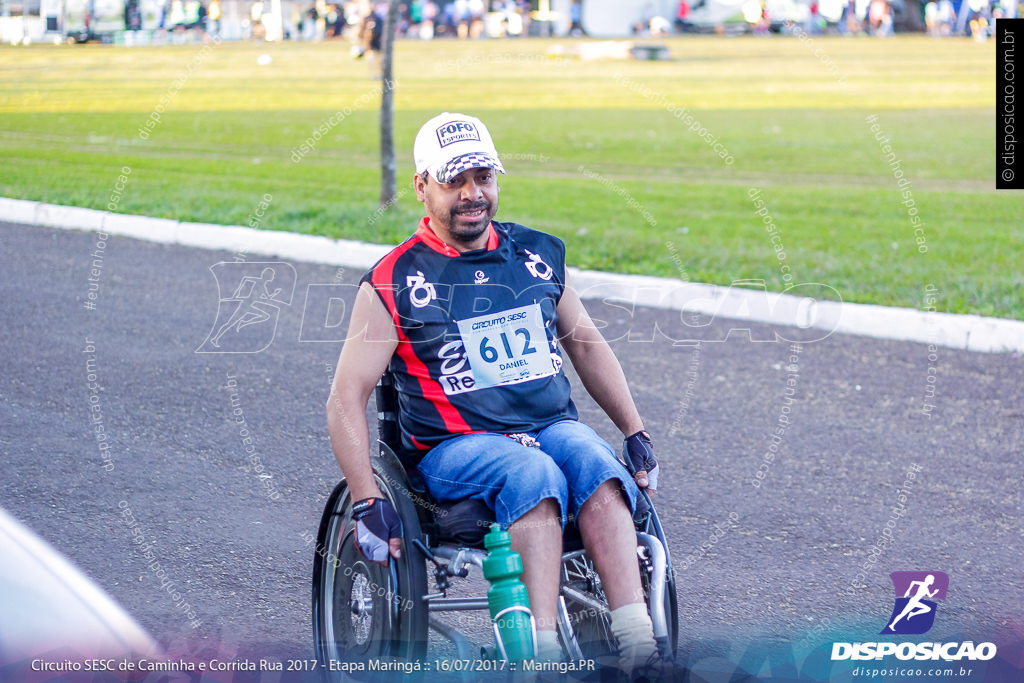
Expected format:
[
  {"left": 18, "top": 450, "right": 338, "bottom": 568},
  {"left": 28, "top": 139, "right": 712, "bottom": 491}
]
[{"left": 0, "top": 506, "right": 163, "bottom": 670}]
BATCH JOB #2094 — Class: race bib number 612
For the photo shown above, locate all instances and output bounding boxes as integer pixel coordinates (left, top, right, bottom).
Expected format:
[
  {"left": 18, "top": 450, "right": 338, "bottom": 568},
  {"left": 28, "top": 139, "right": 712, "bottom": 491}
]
[{"left": 456, "top": 303, "right": 556, "bottom": 390}]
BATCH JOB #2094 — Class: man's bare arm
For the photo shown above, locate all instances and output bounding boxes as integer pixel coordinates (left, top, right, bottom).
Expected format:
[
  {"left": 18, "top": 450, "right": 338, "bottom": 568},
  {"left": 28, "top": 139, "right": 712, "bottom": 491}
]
[
  {"left": 555, "top": 273, "right": 644, "bottom": 438},
  {"left": 326, "top": 282, "right": 399, "bottom": 502}
]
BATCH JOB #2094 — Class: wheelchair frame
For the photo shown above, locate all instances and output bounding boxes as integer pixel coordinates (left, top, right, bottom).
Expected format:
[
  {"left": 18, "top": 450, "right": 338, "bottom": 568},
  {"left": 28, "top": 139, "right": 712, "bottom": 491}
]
[{"left": 312, "top": 375, "right": 679, "bottom": 670}]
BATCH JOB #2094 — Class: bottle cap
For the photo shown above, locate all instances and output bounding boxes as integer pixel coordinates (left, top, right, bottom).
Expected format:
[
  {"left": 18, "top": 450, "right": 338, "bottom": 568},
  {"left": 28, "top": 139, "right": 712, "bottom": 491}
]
[{"left": 484, "top": 523, "right": 509, "bottom": 550}]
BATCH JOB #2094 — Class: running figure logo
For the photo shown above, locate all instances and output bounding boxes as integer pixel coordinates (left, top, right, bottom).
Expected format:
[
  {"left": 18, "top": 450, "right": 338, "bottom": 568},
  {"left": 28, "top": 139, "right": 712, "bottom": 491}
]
[
  {"left": 880, "top": 571, "right": 949, "bottom": 635},
  {"left": 197, "top": 262, "right": 296, "bottom": 353}
]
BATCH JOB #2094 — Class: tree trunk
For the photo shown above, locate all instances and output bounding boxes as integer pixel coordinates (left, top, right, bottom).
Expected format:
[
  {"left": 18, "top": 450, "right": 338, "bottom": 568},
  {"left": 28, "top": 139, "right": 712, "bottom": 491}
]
[{"left": 379, "top": 0, "right": 401, "bottom": 207}]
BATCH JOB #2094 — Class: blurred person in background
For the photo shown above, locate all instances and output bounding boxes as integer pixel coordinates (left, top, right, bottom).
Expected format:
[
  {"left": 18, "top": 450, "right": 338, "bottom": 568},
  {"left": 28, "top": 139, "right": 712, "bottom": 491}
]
[
  {"left": 208, "top": 0, "right": 221, "bottom": 35},
  {"left": 351, "top": 0, "right": 369, "bottom": 55},
  {"left": 499, "top": 0, "right": 522, "bottom": 35},
  {"left": 924, "top": 0, "right": 952, "bottom": 35},
  {"left": 968, "top": 0, "right": 993, "bottom": 39},
  {"left": 437, "top": 1, "right": 455, "bottom": 36},
  {"left": 304, "top": 1, "right": 318, "bottom": 39},
  {"left": 314, "top": 0, "right": 329, "bottom": 39},
  {"left": 569, "top": 0, "right": 587, "bottom": 35},
  {"left": 327, "top": 3, "right": 343, "bottom": 36},
  {"left": 649, "top": 14, "right": 671, "bottom": 34},
  {"left": 675, "top": 0, "right": 692, "bottom": 33},
  {"left": 343, "top": 0, "right": 361, "bottom": 38},
  {"left": 410, "top": 0, "right": 423, "bottom": 31},
  {"left": 250, "top": 0, "right": 266, "bottom": 38},
  {"left": 183, "top": 0, "right": 206, "bottom": 38},
  {"left": 867, "top": 0, "right": 891, "bottom": 35},
  {"left": 807, "top": 1, "right": 821, "bottom": 34},
  {"left": 356, "top": 3, "right": 385, "bottom": 77},
  {"left": 290, "top": 4, "right": 304, "bottom": 38},
  {"left": 838, "top": 0, "right": 855, "bottom": 33},
  {"left": 169, "top": 0, "right": 186, "bottom": 31},
  {"left": 936, "top": 0, "right": 955, "bottom": 31},
  {"left": 419, "top": 0, "right": 437, "bottom": 38},
  {"left": 455, "top": 0, "right": 470, "bottom": 38},
  {"left": 518, "top": 0, "right": 530, "bottom": 35},
  {"left": 468, "top": 0, "right": 485, "bottom": 37}
]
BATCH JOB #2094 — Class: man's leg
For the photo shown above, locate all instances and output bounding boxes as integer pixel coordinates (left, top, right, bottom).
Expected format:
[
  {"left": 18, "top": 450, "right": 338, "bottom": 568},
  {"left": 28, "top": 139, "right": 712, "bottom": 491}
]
[
  {"left": 535, "top": 421, "right": 658, "bottom": 671},
  {"left": 508, "top": 497, "right": 562, "bottom": 657},
  {"left": 578, "top": 481, "right": 658, "bottom": 671},
  {"left": 536, "top": 422, "right": 646, "bottom": 610},
  {"left": 417, "top": 433, "right": 569, "bottom": 658},
  {"left": 577, "top": 480, "right": 643, "bottom": 609}
]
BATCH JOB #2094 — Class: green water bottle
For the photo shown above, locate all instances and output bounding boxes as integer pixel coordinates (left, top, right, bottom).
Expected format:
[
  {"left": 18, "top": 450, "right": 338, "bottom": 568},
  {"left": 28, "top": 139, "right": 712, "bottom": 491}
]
[{"left": 482, "top": 524, "right": 535, "bottom": 661}]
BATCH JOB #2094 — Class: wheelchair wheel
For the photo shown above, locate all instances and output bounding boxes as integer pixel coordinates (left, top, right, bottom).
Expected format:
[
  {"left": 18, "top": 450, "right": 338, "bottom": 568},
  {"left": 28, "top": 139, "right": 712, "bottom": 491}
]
[
  {"left": 312, "top": 448, "right": 429, "bottom": 669},
  {"left": 562, "top": 550, "right": 616, "bottom": 659},
  {"left": 636, "top": 491, "right": 679, "bottom": 658},
  {"left": 563, "top": 491, "right": 679, "bottom": 660}
]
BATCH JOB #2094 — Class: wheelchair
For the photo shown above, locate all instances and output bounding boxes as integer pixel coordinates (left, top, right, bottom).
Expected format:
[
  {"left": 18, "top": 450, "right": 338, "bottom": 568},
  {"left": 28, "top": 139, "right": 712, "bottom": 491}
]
[{"left": 312, "top": 373, "right": 679, "bottom": 672}]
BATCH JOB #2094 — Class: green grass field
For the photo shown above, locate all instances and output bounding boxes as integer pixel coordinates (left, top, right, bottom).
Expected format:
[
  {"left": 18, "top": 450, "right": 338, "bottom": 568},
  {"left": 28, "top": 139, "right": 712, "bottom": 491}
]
[{"left": 0, "top": 36, "right": 1019, "bottom": 319}]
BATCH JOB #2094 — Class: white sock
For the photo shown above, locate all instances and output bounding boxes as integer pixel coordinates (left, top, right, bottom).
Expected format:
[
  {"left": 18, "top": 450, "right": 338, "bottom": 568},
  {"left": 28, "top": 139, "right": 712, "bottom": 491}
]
[
  {"left": 534, "top": 629, "right": 563, "bottom": 661},
  {"left": 609, "top": 603, "right": 657, "bottom": 673}
]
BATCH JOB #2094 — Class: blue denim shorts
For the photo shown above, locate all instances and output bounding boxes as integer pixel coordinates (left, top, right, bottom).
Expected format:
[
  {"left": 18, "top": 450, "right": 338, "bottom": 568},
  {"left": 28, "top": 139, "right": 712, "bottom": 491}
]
[{"left": 417, "top": 420, "right": 639, "bottom": 528}]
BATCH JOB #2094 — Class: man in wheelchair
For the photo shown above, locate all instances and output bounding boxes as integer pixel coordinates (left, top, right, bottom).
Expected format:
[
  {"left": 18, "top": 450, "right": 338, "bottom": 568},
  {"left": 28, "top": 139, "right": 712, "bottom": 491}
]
[{"left": 326, "top": 112, "right": 665, "bottom": 674}]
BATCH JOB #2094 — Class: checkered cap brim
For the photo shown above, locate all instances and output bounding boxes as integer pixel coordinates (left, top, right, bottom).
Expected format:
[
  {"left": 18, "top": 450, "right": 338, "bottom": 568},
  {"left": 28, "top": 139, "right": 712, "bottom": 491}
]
[{"left": 436, "top": 153, "right": 506, "bottom": 183}]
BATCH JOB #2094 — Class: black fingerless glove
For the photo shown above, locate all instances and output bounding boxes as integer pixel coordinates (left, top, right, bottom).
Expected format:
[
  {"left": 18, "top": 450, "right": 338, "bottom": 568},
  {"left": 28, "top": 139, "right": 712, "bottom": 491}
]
[
  {"left": 352, "top": 497, "right": 402, "bottom": 563},
  {"left": 625, "top": 430, "right": 659, "bottom": 491}
]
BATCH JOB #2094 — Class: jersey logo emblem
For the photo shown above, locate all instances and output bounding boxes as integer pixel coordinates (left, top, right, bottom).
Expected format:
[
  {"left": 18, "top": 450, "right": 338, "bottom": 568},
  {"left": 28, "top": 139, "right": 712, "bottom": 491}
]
[
  {"left": 406, "top": 271, "right": 437, "bottom": 308},
  {"left": 524, "top": 250, "right": 553, "bottom": 281},
  {"left": 474, "top": 270, "right": 489, "bottom": 284}
]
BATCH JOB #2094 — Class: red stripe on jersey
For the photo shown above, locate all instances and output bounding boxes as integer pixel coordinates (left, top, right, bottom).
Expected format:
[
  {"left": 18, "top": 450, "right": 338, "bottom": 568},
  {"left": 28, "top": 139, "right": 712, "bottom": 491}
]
[
  {"left": 393, "top": 342, "right": 472, "bottom": 435},
  {"left": 371, "top": 233, "right": 473, "bottom": 436},
  {"left": 370, "top": 235, "right": 419, "bottom": 328}
]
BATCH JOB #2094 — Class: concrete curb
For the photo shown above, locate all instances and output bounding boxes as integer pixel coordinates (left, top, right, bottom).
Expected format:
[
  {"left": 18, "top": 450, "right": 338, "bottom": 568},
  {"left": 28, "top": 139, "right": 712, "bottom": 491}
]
[{"left": 4, "top": 196, "right": 1022, "bottom": 354}]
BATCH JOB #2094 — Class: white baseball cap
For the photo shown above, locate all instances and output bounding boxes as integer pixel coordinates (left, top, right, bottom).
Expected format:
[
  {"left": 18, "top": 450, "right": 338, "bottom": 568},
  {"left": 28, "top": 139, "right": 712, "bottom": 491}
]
[{"left": 414, "top": 112, "right": 506, "bottom": 183}]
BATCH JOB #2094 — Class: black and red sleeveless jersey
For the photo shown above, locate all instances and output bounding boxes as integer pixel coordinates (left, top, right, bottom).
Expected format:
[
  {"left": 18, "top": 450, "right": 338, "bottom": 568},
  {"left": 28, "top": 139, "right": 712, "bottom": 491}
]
[{"left": 361, "top": 217, "right": 578, "bottom": 458}]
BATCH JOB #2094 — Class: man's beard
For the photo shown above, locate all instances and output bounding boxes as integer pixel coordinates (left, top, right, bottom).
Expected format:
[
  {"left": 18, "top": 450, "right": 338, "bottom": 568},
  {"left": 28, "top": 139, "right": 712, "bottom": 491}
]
[{"left": 447, "top": 200, "right": 495, "bottom": 245}]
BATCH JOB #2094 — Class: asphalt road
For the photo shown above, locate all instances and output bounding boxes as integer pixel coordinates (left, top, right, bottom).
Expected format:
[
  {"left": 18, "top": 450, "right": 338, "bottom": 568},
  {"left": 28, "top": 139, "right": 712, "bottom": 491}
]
[{"left": 1, "top": 221, "right": 1022, "bottom": 682}]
